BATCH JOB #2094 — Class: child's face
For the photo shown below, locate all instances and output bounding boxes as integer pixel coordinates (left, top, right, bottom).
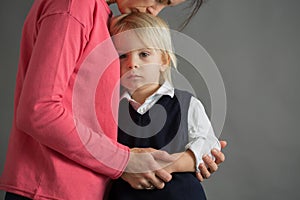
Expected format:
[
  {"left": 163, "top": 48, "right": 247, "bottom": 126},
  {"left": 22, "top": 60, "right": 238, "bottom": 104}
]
[{"left": 113, "top": 33, "right": 168, "bottom": 93}]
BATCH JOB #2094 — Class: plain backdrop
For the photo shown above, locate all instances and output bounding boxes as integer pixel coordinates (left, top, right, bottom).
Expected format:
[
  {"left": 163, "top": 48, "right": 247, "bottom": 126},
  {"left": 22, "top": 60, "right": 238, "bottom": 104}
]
[{"left": 1, "top": 0, "right": 300, "bottom": 199}]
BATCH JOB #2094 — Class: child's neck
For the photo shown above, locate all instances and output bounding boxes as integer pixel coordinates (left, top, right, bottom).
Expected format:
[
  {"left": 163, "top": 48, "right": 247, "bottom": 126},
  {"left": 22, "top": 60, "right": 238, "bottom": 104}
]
[{"left": 130, "top": 84, "right": 160, "bottom": 104}]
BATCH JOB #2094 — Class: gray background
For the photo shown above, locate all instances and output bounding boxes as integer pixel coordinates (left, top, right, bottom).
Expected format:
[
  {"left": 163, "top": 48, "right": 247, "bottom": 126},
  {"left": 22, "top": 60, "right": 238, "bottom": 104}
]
[{"left": 1, "top": 0, "right": 300, "bottom": 199}]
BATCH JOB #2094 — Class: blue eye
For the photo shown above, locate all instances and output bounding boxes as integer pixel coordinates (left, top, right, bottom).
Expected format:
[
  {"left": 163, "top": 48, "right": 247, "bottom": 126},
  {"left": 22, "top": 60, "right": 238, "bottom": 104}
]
[
  {"left": 119, "top": 54, "right": 126, "bottom": 59},
  {"left": 156, "top": 0, "right": 171, "bottom": 5},
  {"left": 140, "top": 52, "right": 150, "bottom": 57}
]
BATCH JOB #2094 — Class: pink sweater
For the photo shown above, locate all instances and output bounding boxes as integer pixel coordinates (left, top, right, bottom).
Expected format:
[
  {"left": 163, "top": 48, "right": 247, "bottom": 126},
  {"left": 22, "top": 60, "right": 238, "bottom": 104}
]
[{"left": 0, "top": 0, "right": 129, "bottom": 199}]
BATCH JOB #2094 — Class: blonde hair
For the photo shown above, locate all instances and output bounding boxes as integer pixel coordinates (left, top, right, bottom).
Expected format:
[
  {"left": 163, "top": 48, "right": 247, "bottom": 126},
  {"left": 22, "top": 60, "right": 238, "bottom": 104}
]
[{"left": 110, "top": 12, "right": 177, "bottom": 83}]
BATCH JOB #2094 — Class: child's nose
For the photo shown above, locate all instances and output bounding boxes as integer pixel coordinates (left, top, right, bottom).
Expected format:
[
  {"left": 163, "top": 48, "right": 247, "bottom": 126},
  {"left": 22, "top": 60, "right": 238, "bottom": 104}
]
[{"left": 126, "top": 54, "right": 139, "bottom": 69}]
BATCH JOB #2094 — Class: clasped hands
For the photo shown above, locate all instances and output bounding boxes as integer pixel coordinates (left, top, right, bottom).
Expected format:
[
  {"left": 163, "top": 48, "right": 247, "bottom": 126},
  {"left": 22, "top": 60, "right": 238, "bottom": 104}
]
[{"left": 121, "top": 141, "right": 226, "bottom": 190}]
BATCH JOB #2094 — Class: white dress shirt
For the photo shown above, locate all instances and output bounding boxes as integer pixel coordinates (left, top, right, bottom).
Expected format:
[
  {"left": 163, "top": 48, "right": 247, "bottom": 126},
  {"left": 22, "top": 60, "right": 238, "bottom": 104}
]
[{"left": 120, "top": 81, "right": 221, "bottom": 170}]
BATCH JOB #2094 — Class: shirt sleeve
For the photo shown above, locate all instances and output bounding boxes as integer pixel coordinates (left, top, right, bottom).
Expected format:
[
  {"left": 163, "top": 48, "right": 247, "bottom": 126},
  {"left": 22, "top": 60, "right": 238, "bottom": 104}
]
[
  {"left": 185, "top": 96, "right": 221, "bottom": 171},
  {"left": 16, "top": 13, "right": 129, "bottom": 178}
]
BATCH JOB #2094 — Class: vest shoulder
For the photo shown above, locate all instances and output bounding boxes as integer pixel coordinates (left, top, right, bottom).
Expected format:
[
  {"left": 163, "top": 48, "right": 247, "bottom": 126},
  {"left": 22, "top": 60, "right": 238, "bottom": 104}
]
[{"left": 174, "top": 89, "right": 194, "bottom": 98}]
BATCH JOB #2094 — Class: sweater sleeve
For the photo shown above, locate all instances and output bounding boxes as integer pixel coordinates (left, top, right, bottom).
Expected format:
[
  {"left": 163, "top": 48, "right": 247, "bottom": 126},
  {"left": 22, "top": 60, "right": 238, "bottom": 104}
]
[
  {"left": 185, "top": 96, "right": 221, "bottom": 171},
  {"left": 16, "top": 13, "right": 129, "bottom": 178}
]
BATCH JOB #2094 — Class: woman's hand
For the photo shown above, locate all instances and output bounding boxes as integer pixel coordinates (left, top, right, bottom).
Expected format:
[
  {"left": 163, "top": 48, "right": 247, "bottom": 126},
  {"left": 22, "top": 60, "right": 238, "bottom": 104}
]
[{"left": 121, "top": 148, "right": 175, "bottom": 189}]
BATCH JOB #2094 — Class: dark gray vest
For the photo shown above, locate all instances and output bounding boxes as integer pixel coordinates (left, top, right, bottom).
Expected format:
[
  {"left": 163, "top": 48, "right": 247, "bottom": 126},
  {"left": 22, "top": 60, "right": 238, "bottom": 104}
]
[{"left": 118, "top": 89, "right": 192, "bottom": 153}]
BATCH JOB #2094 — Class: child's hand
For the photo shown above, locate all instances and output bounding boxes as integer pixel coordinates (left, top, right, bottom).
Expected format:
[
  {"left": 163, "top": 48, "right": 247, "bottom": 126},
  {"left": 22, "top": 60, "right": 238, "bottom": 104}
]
[{"left": 196, "top": 140, "right": 227, "bottom": 181}]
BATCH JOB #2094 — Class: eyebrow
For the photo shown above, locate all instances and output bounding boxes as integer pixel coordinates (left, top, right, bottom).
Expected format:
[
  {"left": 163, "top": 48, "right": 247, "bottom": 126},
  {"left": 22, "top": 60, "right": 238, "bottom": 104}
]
[{"left": 117, "top": 48, "right": 154, "bottom": 54}]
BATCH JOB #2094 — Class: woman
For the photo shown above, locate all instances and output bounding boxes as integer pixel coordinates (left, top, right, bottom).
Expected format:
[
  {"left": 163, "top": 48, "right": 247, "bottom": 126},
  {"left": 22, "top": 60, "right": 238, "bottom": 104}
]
[{"left": 0, "top": 0, "right": 225, "bottom": 199}]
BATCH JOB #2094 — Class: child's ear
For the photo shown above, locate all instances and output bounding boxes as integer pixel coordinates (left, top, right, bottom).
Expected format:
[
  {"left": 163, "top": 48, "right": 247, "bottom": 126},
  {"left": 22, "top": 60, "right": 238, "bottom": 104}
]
[
  {"left": 160, "top": 64, "right": 169, "bottom": 72},
  {"left": 160, "top": 54, "right": 170, "bottom": 72}
]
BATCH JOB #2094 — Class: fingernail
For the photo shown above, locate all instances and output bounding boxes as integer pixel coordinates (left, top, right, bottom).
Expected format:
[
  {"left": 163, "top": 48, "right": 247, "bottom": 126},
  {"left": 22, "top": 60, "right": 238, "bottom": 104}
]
[{"left": 212, "top": 149, "right": 218, "bottom": 153}]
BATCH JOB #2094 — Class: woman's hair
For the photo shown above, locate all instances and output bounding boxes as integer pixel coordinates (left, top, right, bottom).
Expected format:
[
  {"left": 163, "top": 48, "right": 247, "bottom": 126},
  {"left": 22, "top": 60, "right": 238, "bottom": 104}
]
[
  {"left": 110, "top": 12, "right": 176, "bottom": 83},
  {"left": 180, "top": 0, "right": 204, "bottom": 30}
]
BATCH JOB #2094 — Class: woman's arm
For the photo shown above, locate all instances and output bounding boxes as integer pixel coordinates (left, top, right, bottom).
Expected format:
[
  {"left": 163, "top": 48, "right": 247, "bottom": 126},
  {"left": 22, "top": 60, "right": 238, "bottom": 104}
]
[{"left": 16, "top": 12, "right": 129, "bottom": 178}]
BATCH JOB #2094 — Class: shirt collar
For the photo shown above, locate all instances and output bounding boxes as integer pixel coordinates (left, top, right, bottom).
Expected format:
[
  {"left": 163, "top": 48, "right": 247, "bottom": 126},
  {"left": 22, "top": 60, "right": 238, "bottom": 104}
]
[
  {"left": 120, "top": 81, "right": 175, "bottom": 102},
  {"left": 155, "top": 81, "right": 174, "bottom": 97}
]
